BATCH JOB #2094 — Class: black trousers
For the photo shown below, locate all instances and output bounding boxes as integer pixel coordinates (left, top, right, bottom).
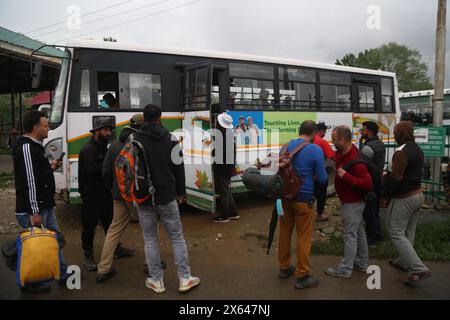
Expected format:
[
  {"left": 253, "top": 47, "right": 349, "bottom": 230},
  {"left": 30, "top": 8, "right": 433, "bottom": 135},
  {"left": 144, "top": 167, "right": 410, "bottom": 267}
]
[
  {"left": 363, "top": 198, "right": 383, "bottom": 245},
  {"left": 81, "top": 198, "right": 113, "bottom": 252},
  {"left": 215, "top": 175, "right": 238, "bottom": 219},
  {"left": 314, "top": 178, "right": 328, "bottom": 215}
]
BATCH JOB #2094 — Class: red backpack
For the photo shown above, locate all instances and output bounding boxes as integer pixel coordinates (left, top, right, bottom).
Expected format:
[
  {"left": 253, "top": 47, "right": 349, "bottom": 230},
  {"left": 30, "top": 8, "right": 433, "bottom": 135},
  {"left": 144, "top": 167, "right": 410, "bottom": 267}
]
[{"left": 115, "top": 135, "right": 155, "bottom": 206}]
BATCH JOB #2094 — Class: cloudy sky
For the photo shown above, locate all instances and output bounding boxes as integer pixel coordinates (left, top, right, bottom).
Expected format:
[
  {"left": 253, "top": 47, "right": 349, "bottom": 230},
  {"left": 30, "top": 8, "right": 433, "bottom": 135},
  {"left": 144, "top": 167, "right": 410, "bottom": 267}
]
[{"left": 1, "top": 0, "right": 449, "bottom": 88}]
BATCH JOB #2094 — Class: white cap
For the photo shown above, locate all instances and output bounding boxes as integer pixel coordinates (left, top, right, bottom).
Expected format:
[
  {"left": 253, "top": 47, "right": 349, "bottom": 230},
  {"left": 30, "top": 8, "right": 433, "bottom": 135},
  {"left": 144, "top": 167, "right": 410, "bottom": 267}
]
[{"left": 217, "top": 112, "right": 234, "bottom": 129}]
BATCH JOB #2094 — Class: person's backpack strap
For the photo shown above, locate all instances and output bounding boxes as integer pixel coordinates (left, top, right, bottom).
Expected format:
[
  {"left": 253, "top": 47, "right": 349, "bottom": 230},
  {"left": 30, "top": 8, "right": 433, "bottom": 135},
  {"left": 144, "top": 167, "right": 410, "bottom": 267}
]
[
  {"left": 131, "top": 136, "right": 156, "bottom": 197},
  {"left": 288, "top": 141, "right": 310, "bottom": 158},
  {"left": 342, "top": 158, "right": 365, "bottom": 171}
]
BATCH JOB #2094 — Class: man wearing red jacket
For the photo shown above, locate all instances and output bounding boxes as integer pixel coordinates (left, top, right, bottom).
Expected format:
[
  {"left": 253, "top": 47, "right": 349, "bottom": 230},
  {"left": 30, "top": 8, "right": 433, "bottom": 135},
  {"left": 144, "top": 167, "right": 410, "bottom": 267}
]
[{"left": 324, "top": 125, "right": 372, "bottom": 278}]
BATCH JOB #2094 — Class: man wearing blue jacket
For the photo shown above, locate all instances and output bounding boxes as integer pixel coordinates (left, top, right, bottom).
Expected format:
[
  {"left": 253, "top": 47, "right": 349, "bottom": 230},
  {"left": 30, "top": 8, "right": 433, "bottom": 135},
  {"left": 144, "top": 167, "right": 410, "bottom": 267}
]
[{"left": 278, "top": 120, "right": 328, "bottom": 289}]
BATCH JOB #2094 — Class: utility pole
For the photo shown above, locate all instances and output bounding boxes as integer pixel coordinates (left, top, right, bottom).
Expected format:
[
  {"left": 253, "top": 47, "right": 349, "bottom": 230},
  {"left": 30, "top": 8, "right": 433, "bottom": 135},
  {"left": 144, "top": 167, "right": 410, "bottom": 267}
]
[{"left": 431, "top": 0, "right": 447, "bottom": 207}]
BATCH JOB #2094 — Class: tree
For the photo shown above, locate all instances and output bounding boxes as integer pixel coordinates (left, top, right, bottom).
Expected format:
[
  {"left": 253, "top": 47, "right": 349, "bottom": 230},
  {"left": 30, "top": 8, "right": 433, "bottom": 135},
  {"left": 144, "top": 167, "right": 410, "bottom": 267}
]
[{"left": 336, "top": 42, "right": 433, "bottom": 92}]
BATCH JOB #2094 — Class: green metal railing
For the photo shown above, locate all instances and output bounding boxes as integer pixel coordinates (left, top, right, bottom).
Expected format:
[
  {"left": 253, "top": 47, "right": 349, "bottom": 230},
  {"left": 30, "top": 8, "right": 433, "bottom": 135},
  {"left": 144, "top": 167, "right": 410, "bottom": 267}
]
[{"left": 384, "top": 141, "right": 450, "bottom": 205}]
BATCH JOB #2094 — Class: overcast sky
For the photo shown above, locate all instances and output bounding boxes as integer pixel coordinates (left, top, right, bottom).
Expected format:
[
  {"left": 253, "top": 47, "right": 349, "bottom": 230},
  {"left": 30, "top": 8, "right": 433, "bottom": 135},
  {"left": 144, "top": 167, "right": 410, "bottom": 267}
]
[{"left": 1, "top": 0, "right": 449, "bottom": 88}]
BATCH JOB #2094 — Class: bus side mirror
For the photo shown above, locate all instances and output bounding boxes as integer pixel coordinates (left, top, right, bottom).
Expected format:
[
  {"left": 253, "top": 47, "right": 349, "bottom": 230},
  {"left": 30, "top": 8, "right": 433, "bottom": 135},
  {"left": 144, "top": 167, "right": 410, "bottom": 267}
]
[{"left": 31, "top": 61, "right": 42, "bottom": 89}]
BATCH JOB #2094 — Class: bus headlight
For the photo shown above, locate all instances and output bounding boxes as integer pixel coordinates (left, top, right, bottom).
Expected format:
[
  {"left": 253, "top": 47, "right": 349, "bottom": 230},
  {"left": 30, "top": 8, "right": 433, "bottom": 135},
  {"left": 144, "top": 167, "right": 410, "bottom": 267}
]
[{"left": 45, "top": 138, "right": 63, "bottom": 172}]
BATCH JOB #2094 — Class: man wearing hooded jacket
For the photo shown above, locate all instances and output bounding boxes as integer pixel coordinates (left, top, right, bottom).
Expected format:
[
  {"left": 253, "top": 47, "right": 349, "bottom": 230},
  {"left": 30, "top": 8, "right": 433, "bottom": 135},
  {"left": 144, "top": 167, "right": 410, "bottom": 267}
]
[
  {"left": 133, "top": 104, "right": 200, "bottom": 294},
  {"left": 382, "top": 121, "right": 431, "bottom": 285}
]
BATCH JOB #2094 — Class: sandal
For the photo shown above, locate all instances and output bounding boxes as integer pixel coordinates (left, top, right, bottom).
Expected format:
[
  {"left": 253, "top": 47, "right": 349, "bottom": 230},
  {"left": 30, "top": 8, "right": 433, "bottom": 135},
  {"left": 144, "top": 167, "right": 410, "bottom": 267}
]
[
  {"left": 404, "top": 271, "right": 432, "bottom": 286},
  {"left": 388, "top": 259, "right": 409, "bottom": 272}
]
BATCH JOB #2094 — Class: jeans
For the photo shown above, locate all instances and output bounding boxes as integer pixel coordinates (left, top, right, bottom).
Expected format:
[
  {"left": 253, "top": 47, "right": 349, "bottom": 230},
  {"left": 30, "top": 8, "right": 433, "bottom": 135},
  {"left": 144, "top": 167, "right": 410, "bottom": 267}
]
[
  {"left": 137, "top": 200, "right": 191, "bottom": 281},
  {"left": 16, "top": 209, "right": 67, "bottom": 278}
]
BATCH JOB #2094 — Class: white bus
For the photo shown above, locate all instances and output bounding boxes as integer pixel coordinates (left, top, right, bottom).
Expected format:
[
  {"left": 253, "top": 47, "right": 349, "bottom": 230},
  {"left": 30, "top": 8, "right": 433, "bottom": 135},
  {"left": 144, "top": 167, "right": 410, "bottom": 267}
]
[{"left": 43, "top": 40, "right": 400, "bottom": 213}]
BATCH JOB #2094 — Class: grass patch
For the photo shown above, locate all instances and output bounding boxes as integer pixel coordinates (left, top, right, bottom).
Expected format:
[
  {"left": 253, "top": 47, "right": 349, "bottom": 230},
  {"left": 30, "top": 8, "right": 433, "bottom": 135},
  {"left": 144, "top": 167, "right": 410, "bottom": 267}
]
[
  {"left": 312, "top": 219, "right": 450, "bottom": 262},
  {"left": 0, "top": 172, "right": 14, "bottom": 189}
]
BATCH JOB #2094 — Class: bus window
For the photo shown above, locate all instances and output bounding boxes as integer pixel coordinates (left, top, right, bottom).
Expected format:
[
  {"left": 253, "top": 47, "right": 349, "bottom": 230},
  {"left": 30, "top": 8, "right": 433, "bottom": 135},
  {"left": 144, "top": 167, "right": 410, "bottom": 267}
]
[
  {"left": 97, "top": 71, "right": 161, "bottom": 109},
  {"left": 230, "top": 78, "right": 274, "bottom": 110},
  {"left": 381, "top": 78, "right": 394, "bottom": 113},
  {"left": 319, "top": 71, "right": 351, "bottom": 111},
  {"left": 184, "top": 67, "right": 209, "bottom": 110},
  {"left": 229, "top": 62, "right": 275, "bottom": 110},
  {"left": 279, "top": 67, "right": 317, "bottom": 110},
  {"left": 358, "top": 85, "right": 376, "bottom": 112},
  {"left": 80, "top": 70, "right": 91, "bottom": 108}
]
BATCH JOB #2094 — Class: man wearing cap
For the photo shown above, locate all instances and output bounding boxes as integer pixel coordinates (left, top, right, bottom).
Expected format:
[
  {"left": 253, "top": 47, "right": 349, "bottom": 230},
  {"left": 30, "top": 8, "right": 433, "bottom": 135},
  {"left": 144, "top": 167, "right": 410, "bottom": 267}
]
[
  {"left": 213, "top": 112, "right": 239, "bottom": 222},
  {"left": 78, "top": 118, "right": 132, "bottom": 271},
  {"left": 96, "top": 114, "right": 144, "bottom": 282}
]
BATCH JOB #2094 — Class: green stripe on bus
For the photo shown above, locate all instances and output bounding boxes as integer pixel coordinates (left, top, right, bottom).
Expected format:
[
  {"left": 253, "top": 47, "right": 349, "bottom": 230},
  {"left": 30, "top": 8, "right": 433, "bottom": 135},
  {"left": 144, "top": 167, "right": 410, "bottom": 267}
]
[{"left": 186, "top": 193, "right": 214, "bottom": 212}]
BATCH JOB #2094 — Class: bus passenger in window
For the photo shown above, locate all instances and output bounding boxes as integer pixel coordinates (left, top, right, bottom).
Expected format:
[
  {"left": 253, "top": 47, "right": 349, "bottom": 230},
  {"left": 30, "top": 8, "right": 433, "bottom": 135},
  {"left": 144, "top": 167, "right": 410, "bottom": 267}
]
[
  {"left": 103, "top": 93, "right": 119, "bottom": 109},
  {"left": 259, "top": 88, "right": 270, "bottom": 109}
]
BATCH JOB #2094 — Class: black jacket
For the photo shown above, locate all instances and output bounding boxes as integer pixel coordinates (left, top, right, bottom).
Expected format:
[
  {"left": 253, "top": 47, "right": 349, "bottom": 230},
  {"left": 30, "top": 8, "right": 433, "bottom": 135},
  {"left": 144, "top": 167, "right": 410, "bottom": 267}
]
[
  {"left": 134, "top": 123, "right": 185, "bottom": 206},
  {"left": 13, "top": 136, "right": 55, "bottom": 214},
  {"left": 214, "top": 128, "right": 236, "bottom": 178},
  {"left": 103, "top": 127, "right": 136, "bottom": 201},
  {"left": 78, "top": 137, "right": 111, "bottom": 201}
]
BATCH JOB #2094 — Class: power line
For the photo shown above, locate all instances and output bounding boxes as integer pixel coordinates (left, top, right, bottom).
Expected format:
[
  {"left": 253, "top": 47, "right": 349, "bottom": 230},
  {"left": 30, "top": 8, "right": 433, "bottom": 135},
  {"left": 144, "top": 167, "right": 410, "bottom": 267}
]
[
  {"left": 53, "top": 0, "right": 201, "bottom": 44},
  {"left": 24, "top": 0, "right": 133, "bottom": 35},
  {"left": 33, "top": 0, "right": 171, "bottom": 39},
  {"left": 2, "top": 0, "right": 133, "bottom": 43}
]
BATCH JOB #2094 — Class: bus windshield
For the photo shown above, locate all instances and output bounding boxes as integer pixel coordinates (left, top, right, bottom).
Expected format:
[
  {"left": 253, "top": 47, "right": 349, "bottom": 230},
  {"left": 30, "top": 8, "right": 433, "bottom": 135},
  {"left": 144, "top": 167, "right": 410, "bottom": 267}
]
[{"left": 49, "top": 58, "right": 69, "bottom": 126}]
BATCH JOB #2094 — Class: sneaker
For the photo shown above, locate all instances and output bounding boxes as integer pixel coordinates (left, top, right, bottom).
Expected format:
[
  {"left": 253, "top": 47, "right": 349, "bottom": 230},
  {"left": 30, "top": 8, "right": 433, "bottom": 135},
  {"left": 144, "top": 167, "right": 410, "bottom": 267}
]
[
  {"left": 213, "top": 217, "right": 230, "bottom": 223},
  {"left": 323, "top": 267, "right": 351, "bottom": 278},
  {"left": 229, "top": 215, "right": 240, "bottom": 220},
  {"left": 114, "top": 245, "right": 134, "bottom": 260},
  {"left": 278, "top": 265, "right": 295, "bottom": 279},
  {"left": 404, "top": 271, "right": 432, "bottom": 286},
  {"left": 353, "top": 265, "right": 367, "bottom": 273},
  {"left": 179, "top": 274, "right": 200, "bottom": 292},
  {"left": 145, "top": 277, "right": 166, "bottom": 293},
  {"left": 96, "top": 269, "right": 117, "bottom": 283},
  {"left": 295, "top": 275, "right": 320, "bottom": 289},
  {"left": 84, "top": 257, "right": 98, "bottom": 272}
]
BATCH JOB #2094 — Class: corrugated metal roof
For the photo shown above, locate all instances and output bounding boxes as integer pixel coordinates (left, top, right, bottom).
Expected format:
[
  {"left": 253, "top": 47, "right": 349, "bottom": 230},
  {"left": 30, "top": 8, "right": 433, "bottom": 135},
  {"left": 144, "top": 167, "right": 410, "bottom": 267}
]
[{"left": 0, "top": 26, "right": 67, "bottom": 58}]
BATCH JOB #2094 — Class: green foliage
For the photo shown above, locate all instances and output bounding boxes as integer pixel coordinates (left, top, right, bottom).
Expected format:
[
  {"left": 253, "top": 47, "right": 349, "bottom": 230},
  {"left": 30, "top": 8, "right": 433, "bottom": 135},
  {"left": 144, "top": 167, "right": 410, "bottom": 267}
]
[
  {"left": 336, "top": 42, "right": 433, "bottom": 92},
  {"left": 0, "top": 93, "right": 35, "bottom": 129},
  {"left": 0, "top": 172, "right": 14, "bottom": 190}
]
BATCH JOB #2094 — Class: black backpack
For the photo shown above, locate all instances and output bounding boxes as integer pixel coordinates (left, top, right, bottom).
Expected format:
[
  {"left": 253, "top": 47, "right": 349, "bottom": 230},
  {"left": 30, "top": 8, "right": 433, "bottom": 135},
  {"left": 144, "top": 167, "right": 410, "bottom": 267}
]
[{"left": 343, "top": 157, "right": 382, "bottom": 200}]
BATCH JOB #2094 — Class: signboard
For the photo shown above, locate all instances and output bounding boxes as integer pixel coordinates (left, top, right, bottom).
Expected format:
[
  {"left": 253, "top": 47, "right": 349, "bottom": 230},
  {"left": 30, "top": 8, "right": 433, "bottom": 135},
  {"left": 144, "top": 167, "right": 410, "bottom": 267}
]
[{"left": 414, "top": 126, "right": 446, "bottom": 157}]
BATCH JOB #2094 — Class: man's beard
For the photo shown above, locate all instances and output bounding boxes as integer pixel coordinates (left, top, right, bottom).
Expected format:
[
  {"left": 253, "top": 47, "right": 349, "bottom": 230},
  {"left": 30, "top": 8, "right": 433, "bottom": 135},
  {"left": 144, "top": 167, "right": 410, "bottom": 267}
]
[{"left": 98, "top": 134, "right": 109, "bottom": 144}]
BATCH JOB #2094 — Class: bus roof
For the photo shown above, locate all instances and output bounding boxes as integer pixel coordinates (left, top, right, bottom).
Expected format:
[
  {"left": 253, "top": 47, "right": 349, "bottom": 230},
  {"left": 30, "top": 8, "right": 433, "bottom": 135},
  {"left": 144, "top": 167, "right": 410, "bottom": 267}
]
[
  {"left": 67, "top": 39, "right": 396, "bottom": 78},
  {"left": 399, "top": 88, "right": 450, "bottom": 98}
]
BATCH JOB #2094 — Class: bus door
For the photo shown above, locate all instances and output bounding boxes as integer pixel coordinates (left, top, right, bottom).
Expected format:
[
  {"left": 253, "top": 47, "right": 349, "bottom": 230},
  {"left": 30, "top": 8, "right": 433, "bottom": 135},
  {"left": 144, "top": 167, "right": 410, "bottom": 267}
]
[{"left": 182, "top": 63, "right": 217, "bottom": 213}]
